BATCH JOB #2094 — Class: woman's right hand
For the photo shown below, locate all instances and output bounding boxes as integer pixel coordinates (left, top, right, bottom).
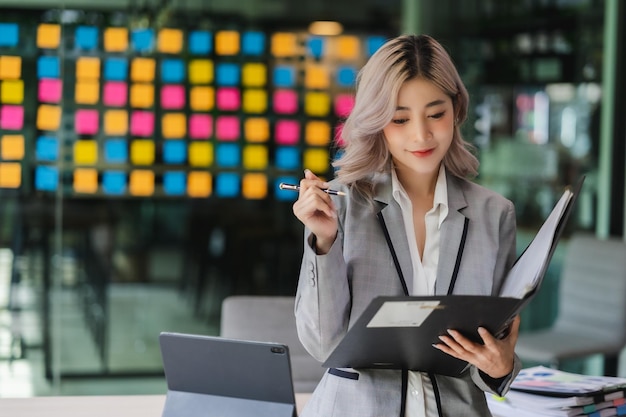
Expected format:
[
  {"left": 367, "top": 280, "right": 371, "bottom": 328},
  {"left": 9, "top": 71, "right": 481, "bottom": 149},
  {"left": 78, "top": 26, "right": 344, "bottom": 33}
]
[{"left": 292, "top": 169, "right": 339, "bottom": 254}]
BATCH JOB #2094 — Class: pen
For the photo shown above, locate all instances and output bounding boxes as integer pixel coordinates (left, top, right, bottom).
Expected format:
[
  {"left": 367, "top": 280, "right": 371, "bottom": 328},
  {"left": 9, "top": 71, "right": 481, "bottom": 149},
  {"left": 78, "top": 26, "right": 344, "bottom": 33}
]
[{"left": 279, "top": 182, "right": 347, "bottom": 196}]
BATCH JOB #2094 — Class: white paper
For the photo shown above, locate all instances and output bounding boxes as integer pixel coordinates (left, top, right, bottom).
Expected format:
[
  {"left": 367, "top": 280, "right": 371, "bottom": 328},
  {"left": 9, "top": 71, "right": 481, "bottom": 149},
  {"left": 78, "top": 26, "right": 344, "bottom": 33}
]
[{"left": 366, "top": 300, "right": 440, "bottom": 328}]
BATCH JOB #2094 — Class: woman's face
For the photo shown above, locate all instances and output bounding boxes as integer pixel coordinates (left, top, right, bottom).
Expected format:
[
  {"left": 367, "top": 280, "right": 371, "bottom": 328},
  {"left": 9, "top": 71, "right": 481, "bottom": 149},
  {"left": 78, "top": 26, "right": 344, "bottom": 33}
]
[{"left": 383, "top": 77, "right": 455, "bottom": 181}]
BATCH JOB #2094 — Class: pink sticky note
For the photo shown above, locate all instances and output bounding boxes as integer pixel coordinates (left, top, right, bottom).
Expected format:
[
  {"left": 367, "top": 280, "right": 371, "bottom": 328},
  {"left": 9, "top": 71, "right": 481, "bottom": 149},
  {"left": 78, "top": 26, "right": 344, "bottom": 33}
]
[
  {"left": 216, "top": 87, "right": 240, "bottom": 111},
  {"left": 334, "top": 94, "right": 355, "bottom": 117},
  {"left": 103, "top": 82, "right": 128, "bottom": 107},
  {"left": 161, "top": 85, "right": 185, "bottom": 110},
  {"left": 75, "top": 109, "right": 99, "bottom": 135},
  {"left": 273, "top": 89, "right": 298, "bottom": 114},
  {"left": 0, "top": 105, "right": 24, "bottom": 130},
  {"left": 275, "top": 119, "right": 300, "bottom": 145},
  {"left": 189, "top": 114, "right": 213, "bottom": 139},
  {"left": 334, "top": 123, "right": 345, "bottom": 147},
  {"left": 38, "top": 79, "right": 63, "bottom": 103},
  {"left": 130, "top": 111, "right": 155, "bottom": 137},
  {"left": 215, "top": 116, "right": 239, "bottom": 141}
]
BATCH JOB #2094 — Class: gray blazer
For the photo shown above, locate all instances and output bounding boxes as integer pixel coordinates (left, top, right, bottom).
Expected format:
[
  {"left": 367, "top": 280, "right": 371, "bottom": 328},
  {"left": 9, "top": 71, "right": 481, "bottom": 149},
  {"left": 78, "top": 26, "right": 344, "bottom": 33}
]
[{"left": 295, "top": 172, "right": 522, "bottom": 417}]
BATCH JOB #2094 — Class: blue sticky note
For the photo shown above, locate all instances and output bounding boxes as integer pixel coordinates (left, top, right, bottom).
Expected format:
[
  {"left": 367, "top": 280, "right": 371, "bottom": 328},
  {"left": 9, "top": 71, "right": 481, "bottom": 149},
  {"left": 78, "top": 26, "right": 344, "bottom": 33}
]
[
  {"left": 0, "top": 23, "right": 19, "bottom": 47},
  {"left": 36, "top": 136, "right": 59, "bottom": 161},
  {"left": 35, "top": 165, "right": 58, "bottom": 191},
  {"left": 104, "top": 58, "right": 128, "bottom": 81},
  {"left": 161, "top": 59, "right": 185, "bottom": 83},
  {"left": 163, "top": 171, "right": 186, "bottom": 195},
  {"left": 275, "top": 176, "right": 298, "bottom": 201},
  {"left": 102, "top": 171, "right": 127, "bottom": 195},
  {"left": 215, "top": 173, "right": 239, "bottom": 197},
  {"left": 336, "top": 66, "right": 357, "bottom": 87},
  {"left": 163, "top": 140, "right": 186, "bottom": 164},
  {"left": 104, "top": 139, "right": 128, "bottom": 163},
  {"left": 216, "top": 143, "right": 240, "bottom": 167},
  {"left": 242, "top": 31, "right": 265, "bottom": 56},
  {"left": 189, "top": 30, "right": 212, "bottom": 55},
  {"left": 75, "top": 26, "right": 98, "bottom": 50},
  {"left": 367, "top": 36, "right": 387, "bottom": 57},
  {"left": 307, "top": 37, "right": 324, "bottom": 59},
  {"left": 216, "top": 63, "right": 240, "bottom": 86},
  {"left": 273, "top": 65, "right": 295, "bottom": 88},
  {"left": 275, "top": 146, "right": 300, "bottom": 170},
  {"left": 132, "top": 28, "right": 154, "bottom": 53},
  {"left": 37, "top": 56, "right": 60, "bottom": 79}
]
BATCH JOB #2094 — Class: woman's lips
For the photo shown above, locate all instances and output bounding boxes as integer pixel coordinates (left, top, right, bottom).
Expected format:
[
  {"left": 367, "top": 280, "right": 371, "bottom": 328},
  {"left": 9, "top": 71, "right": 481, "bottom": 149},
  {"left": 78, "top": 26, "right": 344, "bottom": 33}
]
[{"left": 410, "top": 148, "right": 435, "bottom": 157}]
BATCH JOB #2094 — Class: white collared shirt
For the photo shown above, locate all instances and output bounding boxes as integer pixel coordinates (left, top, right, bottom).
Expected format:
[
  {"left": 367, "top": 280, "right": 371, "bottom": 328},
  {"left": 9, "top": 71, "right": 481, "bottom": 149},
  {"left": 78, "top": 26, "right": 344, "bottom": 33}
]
[{"left": 391, "top": 165, "right": 449, "bottom": 417}]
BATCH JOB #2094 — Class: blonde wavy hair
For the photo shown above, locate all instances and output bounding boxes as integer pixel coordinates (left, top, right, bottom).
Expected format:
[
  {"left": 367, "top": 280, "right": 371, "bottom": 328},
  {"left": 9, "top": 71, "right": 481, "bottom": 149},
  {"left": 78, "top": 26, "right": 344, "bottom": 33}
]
[{"left": 333, "top": 34, "right": 479, "bottom": 201}]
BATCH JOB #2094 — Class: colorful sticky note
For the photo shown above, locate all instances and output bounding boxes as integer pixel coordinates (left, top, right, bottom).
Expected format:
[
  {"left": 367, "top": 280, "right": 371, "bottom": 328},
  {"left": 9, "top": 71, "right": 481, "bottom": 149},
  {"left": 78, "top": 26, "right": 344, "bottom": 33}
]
[
  {"left": 102, "top": 171, "right": 127, "bottom": 195},
  {"left": 273, "top": 65, "right": 296, "bottom": 88},
  {"left": 38, "top": 79, "right": 62, "bottom": 103},
  {"left": 130, "top": 140, "right": 155, "bottom": 165},
  {"left": 189, "top": 31, "right": 212, "bottom": 55},
  {"left": 158, "top": 28, "right": 183, "bottom": 54},
  {"left": 307, "top": 37, "right": 325, "bottom": 59},
  {"left": 216, "top": 143, "right": 240, "bottom": 167},
  {"left": 275, "top": 120, "right": 300, "bottom": 145},
  {"left": 75, "top": 26, "right": 98, "bottom": 50},
  {"left": 129, "top": 170, "right": 155, "bottom": 196},
  {"left": 188, "top": 142, "right": 213, "bottom": 167},
  {"left": 189, "top": 114, "right": 212, "bottom": 139},
  {"left": 103, "top": 81, "right": 128, "bottom": 107},
  {"left": 0, "top": 24, "right": 19, "bottom": 48},
  {"left": 334, "top": 123, "right": 345, "bottom": 147},
  {"left": 0, "top": 105, "right": 23, "bottom": 130},
  {"left": 37, "top": 105, "right": 61, "bottom": 131},
  {"left": 73, "top": 168, "right": 98, "bottom": 194},
  {"left": 1, "top": 135, "right": 24, "bottom": 160},
  {"left": 37, "top": 24, "right": 60, "bottom": 49},
  {"left": 336, "top": 36, "right": 360, "bottom": 60},
  {"left": 216, "top": 87, "right": 240, "bottom": 111},
  {"left": 130, "top": 58, "right": 155, "bottom": 82},
  {"left": 36, "top": 136, "right": 59, "bottom": 161},
  {"left": 74, "top": 140, "right": 98, "bottom": 165},
  {"left": 244, "top": 118, "right": 269, "bottom": 142},
  {"left": 161, "top": 85, "right": 186, "bottom": 109},
  {"left": 1, "top": 80, "right": 24, "bottom": 104},
  {"left": 163, "top": 140, "right": 186, "bottom": 164},
  {"left": 75, "top": 80, "right": 100, "bottom": 105},
  {"left": 187, "top": 171, "right": 212, "bottom": 197},
  {"left": 75, "top": 109, "right": 99, "bottom": 135},
  {"left": 242, "top": 31, "right": 265, "bottom": 56},
  {"left": 190, "top": 86, "right": 214, "bottom": 111},
  {"left": 130, "top": 83, "right": 154, "bottom": 108},
  {"left": 104, "top": 27, "right": 128, "bottom": 52},
  {"left": 215, "top": 173, "right": 239, "bottom": 197},
  {"left": 104, "top": 58, "right": 128, "bottom": 81},
  {"left": 132, "top": 29, "right": 154, "bottom": 53},
  {"left": 216, "top": 63, "right": 240, "bottom": 86},
  {"left": 305, "top": 92, "right": 331, "bottom": 116},
  {"left": 271, "top": 32, "right": 298, "bottom": 57},
  {"left": 188, "top": 60, "right": 213, "bottom": 84},
  {"left": 305, "top": 65, "right": 330, "bottom": 89},
  {"left": 334, "top": 94, "right": 355, "bottom": 117},
  {"left": 242, "top": 89, "right": 267, "bottom": 114},
  {"left": 305, "top": 121, "right": 331, "bottom": 146},
  {"left": 163, "top": 171, "right": 186, "bottom": 195},
  {"left": 37, "top": 56, "right": 60, "bottom": 79},
  {"left": 161, "top": 59, "right": 184, "bottom": 83},
  {"left": 242, "top": 145, "right": 268, "bottom": 170},
  {"left": 336, "top": 66, "right": 357, "bottom": 87},
  {"left": 104, "top": 139, "right": 127, "bottom": 163},
  {"left": 304, "top": 148, "right": 330, "bottom": 173},
  {"left": 0, "top": 56, "right": 21, "bottom": 80},
  {"left": 242, "top": 63, "right": 266, "bottom": 87},
  {"left": 0, "top": 162, "right": 20, "bottom": 188},
  {"left": 130, "top": 111, "right": 154, "bottom": 137},
  {"left": 273, "top": 89, "right": 298, "bottom": 114},
  {"left": 367, "top": 36, "right": 387, "bottom": 57},
  {"left": 104, "top": 110, "right": 128, "bottom": 136},
  {"left": 162, "top": 113, "right": 186, "bottom": 139},
  {"left": 242, "top": 173, "right": 267, "bottom": 199},
  {"left": 215, "top": 31, "right": 240, "bottom": 55},
  {"left": 76, "top": 57, "right": 101, "bottom": 80},
  {"left": 215, "top": 116, "right": 239, "bottom": 141},
  {"left": 35, "top": 165, "right": 58, "bottom": 191},
  {"left": 275, "top": 146, "right": 300, "bottom": 170}
]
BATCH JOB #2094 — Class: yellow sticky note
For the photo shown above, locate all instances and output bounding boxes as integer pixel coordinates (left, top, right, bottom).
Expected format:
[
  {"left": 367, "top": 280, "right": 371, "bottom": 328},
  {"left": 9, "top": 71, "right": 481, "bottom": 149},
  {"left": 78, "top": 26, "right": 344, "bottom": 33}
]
[
  {"left": 305, "top": 120, "right": 331, "bottom": 146},
  {"left": 242, "top": 89, "right": 267, "bottom": 114},
  {"left": 104, "top": 109, "right": 128, "bottom": 136},
  {"left": 190, "top": 86, "right": 214, "bottom": 111},
  {"left": 76, "top": 57, "right": 101, "bottom": 80},
  {"left": 37, "top": 24, "right": 61, "bottom": 49},
  {"left": 129, "top": 170, "right": 154, "bottom": 196},
  {"left": 75, "top": 80, "right": 100, "bottom": 105},
  {"left": 1, "top": 135, "right": 24, "bottom": 160},
  {"left": 305, "top": 92, "right": 330, "bottom": 116},
  {"left": 244, "top": 117, "right": 269, "bottom": 143},
  {"left": 130, "top": 140, "right": 155, "bottom": 165},
  {"left": 242, "top": 63, "right": 266, "bottom": 87},
  {"left": 73, "top": 168, "right": 98, "bottom": 194},
  {"left": 0, "top": 162, "right": 21, "bottom": 188},
  {"left": 304, "top": 148, "right": 330, "bottom": 174},
  {"left": 336, "top": 35, "right": 360, "bottom": 60},
  {"left": 242, "top": 173, "right": 267, "bottom": 199},
  {"left": 130, "top": 58, "right": 155, "bottom": 82},
  {"left": 188, "top": 142, "right": 213, "bottom": 167},
  {"left": 187, "top": 171, "right": 212, "bottom": 197},
  {"left": 242, "top": 145, "right": 268, "bottom": 170},
  {"left": 271, "top": 32, "right": 298, "bottom": 57},
  {"left": 215, "top": 31, "right": 240, "bottom": 55},
  {"left": 189, "top": 60, "right": 213, "bottom": 84},
  {"left": 305, "top": 65, "right": 330, "bottom": 89},
  {"left": 74, "top": 140, "right": 98, "bottom": 165},
  {"left": 37, "top": 105, "right": 61, "bottom": 131},
  {"left": 130, "top": 83, "right": 154, "bottom": 108},
  {"left": 158, "top": 28, "right": 183, "bottom": 54},
  {"left": 1, "top": 80, "right": 24, "bottom": 104},
  {"left": 0, "top": 56, "right": 22, "bottom": 80},
  {"left": 162, "top": 113, "right": 186, "bottom": 139},
  {"left": 104, "top": 27, "right": 128, "bottom": 52}
]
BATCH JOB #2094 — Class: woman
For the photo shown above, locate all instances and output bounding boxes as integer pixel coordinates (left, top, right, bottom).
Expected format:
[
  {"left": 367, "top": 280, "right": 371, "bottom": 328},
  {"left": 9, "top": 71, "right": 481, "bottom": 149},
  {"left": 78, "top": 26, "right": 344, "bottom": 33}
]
[{"left": 292, "top": 34, "right": 521, "bottom": 417}]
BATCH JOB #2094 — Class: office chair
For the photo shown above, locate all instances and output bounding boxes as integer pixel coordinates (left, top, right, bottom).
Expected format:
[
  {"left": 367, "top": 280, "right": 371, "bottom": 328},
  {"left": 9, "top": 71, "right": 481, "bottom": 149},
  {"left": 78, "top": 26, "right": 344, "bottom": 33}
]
[
  {"left": 515, "top": 234, "right": 626, "bottom": 376},
  {"left": 220, "top": 295, "right": 325, "bottom": 393}
]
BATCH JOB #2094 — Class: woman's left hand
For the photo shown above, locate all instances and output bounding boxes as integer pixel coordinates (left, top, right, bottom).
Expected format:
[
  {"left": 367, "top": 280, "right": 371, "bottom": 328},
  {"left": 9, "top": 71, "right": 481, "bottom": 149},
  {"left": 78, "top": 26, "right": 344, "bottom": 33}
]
[{"left": 433, "top": 315, "right": 521, "bottom": 379}]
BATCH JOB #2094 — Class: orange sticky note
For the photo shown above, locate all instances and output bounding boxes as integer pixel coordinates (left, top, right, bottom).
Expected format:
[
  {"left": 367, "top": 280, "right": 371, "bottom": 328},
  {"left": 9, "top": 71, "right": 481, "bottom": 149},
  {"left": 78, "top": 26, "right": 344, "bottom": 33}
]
[
  {"left": 104, "top": 27, "right": 128, "bottom": 52},
  {"left": 162, "top": 113, "right": 186, "bottom": 139},
  {"left": 336, "top": 35, "right": 360, "bottom": 60},
  {"left": 76, "top": 57, "right": 101, "bottom": 80},
  {"left": 74, "top": 140, "right": 98, "bottom": 165},
  {"left": 104, "top": 109, "right": 128, "bottom": 136},
  {"left": 187, "top": 171, "right": 212, "bottom": 197},
  {"left": 305, "top": 92, "right": 330, "bottom": 116},
  {"left": 244, "top": 117, "right": 269, "bottom": 142},
  {"left": 242, "top": 89, "right": 267, "bottom": 114},
  {"left": 271, "top": 32, "right": 298, "bottom": 57},
  {"left": 158, "top": 28, "right": 183, "bottom": 54},
  {"left": 0, "top": 162, "right": 21, "bottom": 188},
  {"left": 130, "top": 83, "right": 154, "bottom": 108},
  {"left": 305, "top": 65, "right": 330, "bottom": 89},
  {"left": 1, "top": 134, "right": 24, "bottom": 160},
  {"left": 189, "top": 60, "right": 213, "bottom": 84},
  {"left": 75, "top": 80, "right": 100, "bottom": 105},
  {"left": 215, "top": 30, "right": 240, "bottom": 55},
  {"left": 304, "top": 148, "right": 330, "bottom": 173},
  {"left": 190, "top": 86, "right": 214, "bottom": 111},
  {"left": 1, "top": 79, "right": 24, "bottom": 104},
  {"left": 305, "top": 121, "right": 331, "bottom": 146},
  {"left": 130, "top": 140, "right": 155, "bottom": 165},
  {"left": 188, "top": 142, "right": 213, "bottom": 167},
  {"left": 37, "top": 105, "right": 61, "bottom": 131},
  {"left": 37, "top": 24, "right": 61, "bottom": 49},
  {"left": 130, "top": 58, "right": 155, "bottom": 82},
  {"left": 0, "top": 56, "right": 22, "bottom": 80},
  {"left": 242, "top": 173, "right": 267, "bottom": 199},
  {"left": 129, "top": 170, "right": 154, "bottom": 196},
  {"left": 73, "top": 168, "right": 98, "bottom": 194},
  {"left": 242, "top": 145, "right": 268, "bottom": 170}
]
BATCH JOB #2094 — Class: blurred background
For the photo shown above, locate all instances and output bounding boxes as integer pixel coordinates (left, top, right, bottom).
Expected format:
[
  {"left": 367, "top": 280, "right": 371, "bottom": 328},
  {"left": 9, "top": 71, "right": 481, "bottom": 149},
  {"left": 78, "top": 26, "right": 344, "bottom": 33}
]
[{"left": 0, "top": 0, "right": 624, "bottom": 397}]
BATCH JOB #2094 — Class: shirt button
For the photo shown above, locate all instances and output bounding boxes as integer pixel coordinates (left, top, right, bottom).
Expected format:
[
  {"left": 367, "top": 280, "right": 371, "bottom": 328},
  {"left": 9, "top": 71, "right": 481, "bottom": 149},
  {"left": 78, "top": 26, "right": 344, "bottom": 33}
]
[
  {"left": 411, "top": 389, "right": 419, "bottom": 396},
  {"left": 310, "top": 278, "right": 316, "bottom": 287}
]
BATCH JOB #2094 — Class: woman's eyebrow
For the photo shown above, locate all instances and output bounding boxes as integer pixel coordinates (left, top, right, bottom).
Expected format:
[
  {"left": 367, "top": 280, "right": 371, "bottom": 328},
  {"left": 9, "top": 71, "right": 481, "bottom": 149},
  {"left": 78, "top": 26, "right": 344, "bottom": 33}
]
[{"left": 395, "top": 99, "right": 447, "bottom": 111}]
